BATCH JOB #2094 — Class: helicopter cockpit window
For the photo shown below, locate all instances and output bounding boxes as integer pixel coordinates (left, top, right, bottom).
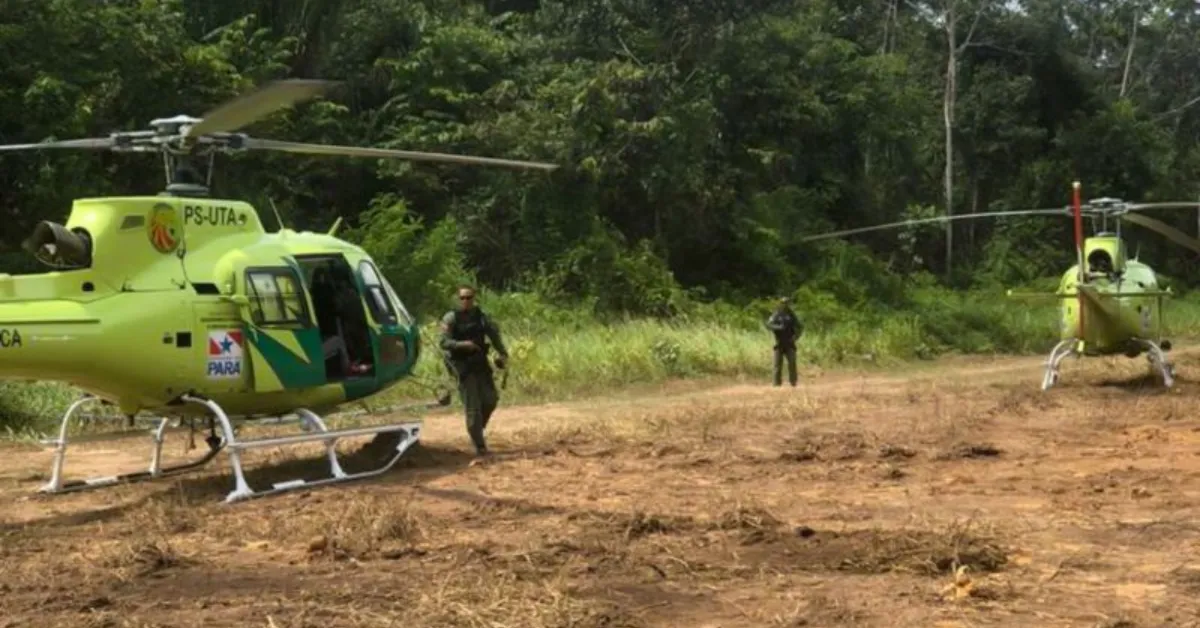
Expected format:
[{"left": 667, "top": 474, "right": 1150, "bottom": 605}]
[
  {"left": 246, "top": 268, "right": 310, "bottom": 326},
  {"left": 1087, "top": 250, "right": 1115, "bottom": 275},
  {"left": 357, "top": 261, "right": 400, "bottom": 326},
  {"left": 381, "top": 274, "right": 415, "bottom": 326},
  {"left": 362, "top": 261, "right": 414, "bottom": 326}
]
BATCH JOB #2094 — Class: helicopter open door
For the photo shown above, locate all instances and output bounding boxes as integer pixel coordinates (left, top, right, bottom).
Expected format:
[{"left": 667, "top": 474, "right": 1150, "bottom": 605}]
[
  {"left": 232, "top": 263, "right": 327, "bottom": 393},
  {"left": 353, "top": 258, "right": 419, "bottom": 382}
]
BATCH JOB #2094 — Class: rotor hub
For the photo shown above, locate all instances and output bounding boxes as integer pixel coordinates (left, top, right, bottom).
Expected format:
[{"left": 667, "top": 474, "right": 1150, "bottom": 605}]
[
  {"left": 149, "top": 115, "right": 203, "bottom": 135},
  {"left": 1080, "top": 197, "right": 1131, "bottom": 217}
]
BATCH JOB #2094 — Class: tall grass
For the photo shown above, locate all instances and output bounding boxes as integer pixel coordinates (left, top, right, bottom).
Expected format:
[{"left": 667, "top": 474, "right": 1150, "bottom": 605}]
[
  {"left": 7, "top": 285, "right": 1200, "bottom": 436},
  {"left": 381, "top": 285, "right": 1200, "bottom": 405}
]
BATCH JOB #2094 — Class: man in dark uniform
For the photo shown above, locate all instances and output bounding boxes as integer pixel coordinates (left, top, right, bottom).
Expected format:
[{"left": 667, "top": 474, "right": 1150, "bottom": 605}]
[
  {"left": 765, "top": 297, "right": 801, "bottom": 387},
  {"left": 439, "top": 285, "right": 509, "bottom": 456}
]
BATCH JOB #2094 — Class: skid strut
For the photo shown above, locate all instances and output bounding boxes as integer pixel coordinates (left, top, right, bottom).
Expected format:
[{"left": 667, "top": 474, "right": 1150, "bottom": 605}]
[
  {"left": 36, "top": 393, "right": 434, "bottom": 503},
  {"left": 1041, "top": 338, "right": 1175, "bottom": 391},
  {"left": 39, "top": 396, "right": 224, "bottom": 495},
  {"left": 179, "top": 394, "right": 422, "bottom": 503},
  {"left": 1137, "top": 339, "right": 1175, "bottom": 388},
  {"left": 1041, "top": 339, "right": 1079, "bottom": 391}
]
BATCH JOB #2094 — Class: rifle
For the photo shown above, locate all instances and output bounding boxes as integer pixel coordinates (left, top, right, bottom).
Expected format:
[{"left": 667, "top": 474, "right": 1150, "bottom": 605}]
[
  {"left": 495, "top": 356, "right": 509, "bottom": 390},
  {"left": 442, "top": 352, "right": 508, "bottom": 390}
]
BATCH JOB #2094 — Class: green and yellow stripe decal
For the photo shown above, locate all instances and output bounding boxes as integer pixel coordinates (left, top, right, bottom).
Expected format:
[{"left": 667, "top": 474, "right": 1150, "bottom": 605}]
[{"left": 244, "top": 325, "right": 326, "bottom": 390}]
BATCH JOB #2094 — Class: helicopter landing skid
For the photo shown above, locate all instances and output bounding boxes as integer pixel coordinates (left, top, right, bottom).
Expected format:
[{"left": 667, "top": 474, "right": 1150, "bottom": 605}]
[
  {"left": 1041, "top": 339, "right": 1079, "bottom": 391},
  {"left": 1135, "top": 339, "right": 1175, "bottom": 388},
  {"left": 39, "top": 396, "right": 225, "bottom": 496},
  {"left": 179, "top": 394, "right": 421, "bottom": 504}
]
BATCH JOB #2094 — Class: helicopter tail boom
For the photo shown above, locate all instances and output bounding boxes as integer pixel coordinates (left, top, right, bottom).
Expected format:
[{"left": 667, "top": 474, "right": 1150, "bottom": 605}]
[
  {"left": 1075, "top": 283, "right": 1172, "bottom": 352},
  {"left": 0, "top": 301, "right": 101, "bottom": 381},
  {"left": 1006, "top": 290, "right": 1064, "bottom": 301},
  {"left": 1007, "top": 289, "right": 1172, "bottom": 299}
]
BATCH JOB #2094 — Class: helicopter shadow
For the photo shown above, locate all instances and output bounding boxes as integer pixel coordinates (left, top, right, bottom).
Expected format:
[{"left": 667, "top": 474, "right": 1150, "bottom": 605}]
[
  {"left": 1092, "top": 370, "right": 1192, "bottom": 393},
  {"left": 1, "top": 441, "right": 475, "bottom": 533},
  {"left": 160, "top": 438, "right": 477, "bottom": 502}
]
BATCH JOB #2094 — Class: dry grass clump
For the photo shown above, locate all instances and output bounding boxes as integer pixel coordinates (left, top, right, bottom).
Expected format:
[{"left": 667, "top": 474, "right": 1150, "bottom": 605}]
[
  {"left": 570, "top": 502, "right": 784, "bottom": 539},
  {"left": 749, "top": 593, "right": 869, "bottom": 627},
  {"left": 89, "top": 537, "right": 193, "bottom": 582},
  {"left": 773, "top": 519, "right": 1009, "bottom": 577},
  {"left": 614, "top": 510, "right": 698, "bottom": 540},
  {"left": 777, "top": 428, "right": 871, "bottom": 462},
  {"left": 405, "top": 569, "right": 646, "bottom": 628},
  {"left": 935, "top": 442, "right": 1004, "bottom": 460},
  {"left": 126, "top": 492, "right": 203, "bottom": 536},
  {"left": 709, "top": 505, "right": 783, "bottom": 530},
  {"left": 465, "top": 535, "right": 634, "bottom": 584},
  {"left": 984, "top": 387, "right": 1063, "bottom": 418},
  {"left": 296, "top": 493, "right": 423, "bottom": 560}
]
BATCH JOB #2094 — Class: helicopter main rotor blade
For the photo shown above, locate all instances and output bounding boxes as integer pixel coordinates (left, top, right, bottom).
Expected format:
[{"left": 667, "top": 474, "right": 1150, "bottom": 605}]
[
  {"left": 1125, "top": 201, "right": 1200, "bottom": 212},
  {"left": 797, "top": 207, "right": 1070, "bottom": 242},
  {"left": 1119, "top": 211, "right": 1200, "bottom": 255},
  {"left": 0, "top": 137, "right": 115, "bottom": 152},
  {"left": 184, "top": 79, "right": 340, "bottom": 139},
  {"left": 242, "top": 137, "right": 560, "bottom": 171}
]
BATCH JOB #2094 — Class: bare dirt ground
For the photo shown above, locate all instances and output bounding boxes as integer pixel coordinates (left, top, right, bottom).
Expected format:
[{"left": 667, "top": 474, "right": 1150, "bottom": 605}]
[{"left": 3, "top": 351, "right": 1200, "bottom": 627}]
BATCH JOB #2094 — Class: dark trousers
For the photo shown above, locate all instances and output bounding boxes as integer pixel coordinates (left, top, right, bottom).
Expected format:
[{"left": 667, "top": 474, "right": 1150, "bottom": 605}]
[
  {"left": 457, "top": 366, "right": 499, "bottom": 452},
  {"left": 773, "top": 345, "right": 797, "bottom": 387}
]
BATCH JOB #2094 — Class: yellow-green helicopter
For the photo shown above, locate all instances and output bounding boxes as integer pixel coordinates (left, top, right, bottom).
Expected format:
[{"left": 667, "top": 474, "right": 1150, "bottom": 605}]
[
  {"left": 0, "top": 80, "right": 557, "bottom": 502},
  {"left": 799, "top": 182, "right": 1200, "bottom": 391}
]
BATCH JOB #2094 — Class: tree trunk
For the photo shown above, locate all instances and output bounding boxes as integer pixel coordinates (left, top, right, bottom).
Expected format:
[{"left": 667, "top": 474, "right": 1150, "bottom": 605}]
[
  {"left": 880, "top": 0, "right": 899, "bottom": 54},
  {"left": 1120, "top": 9, "right": 1139, "bottom": 99},
  {"left": 943, "top": 5, "right": 957, "bottom": 278}
]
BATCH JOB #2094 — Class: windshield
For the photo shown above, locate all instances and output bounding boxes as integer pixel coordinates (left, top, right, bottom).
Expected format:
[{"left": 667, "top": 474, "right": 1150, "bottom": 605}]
[{"left": 381, "top": 274, "right": 414, "bottom": 326}]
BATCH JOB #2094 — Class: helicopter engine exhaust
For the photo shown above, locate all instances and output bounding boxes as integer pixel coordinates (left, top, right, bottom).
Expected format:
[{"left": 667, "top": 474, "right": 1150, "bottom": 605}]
[{"left": 21, "top": 221, "right": 93, "bottom": 269}]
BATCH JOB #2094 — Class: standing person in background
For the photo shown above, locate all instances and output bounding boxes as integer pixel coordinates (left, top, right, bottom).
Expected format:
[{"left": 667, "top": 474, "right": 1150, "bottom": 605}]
[
  {"left": 439, "top": 285, "right": 509, "bottom": 457},
  {"left": 765, "top": 297, "right": 801, "bottom": 387}
]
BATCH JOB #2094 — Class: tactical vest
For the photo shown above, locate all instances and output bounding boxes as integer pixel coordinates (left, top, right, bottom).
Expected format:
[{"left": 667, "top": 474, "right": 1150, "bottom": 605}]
[
  {"left": 444, "top": 308, "right": 492, "bottom": 362},
  {"left": 771, "top": 310, "right": 798, "bottom": 347}
]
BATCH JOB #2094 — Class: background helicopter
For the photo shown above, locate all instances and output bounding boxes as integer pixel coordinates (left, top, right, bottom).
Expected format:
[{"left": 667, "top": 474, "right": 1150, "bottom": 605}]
[
  {"left": 799, "top": 181, "right": 1200, "bottom": 391},
  {"left": 0, "top": 79, "right": 558, "bottom": 503}
]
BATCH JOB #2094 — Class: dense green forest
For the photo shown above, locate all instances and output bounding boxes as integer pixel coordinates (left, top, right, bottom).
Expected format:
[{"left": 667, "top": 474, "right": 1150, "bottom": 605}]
[{"left": 5, "top": 0, "right": 1200, "bottom": 431}]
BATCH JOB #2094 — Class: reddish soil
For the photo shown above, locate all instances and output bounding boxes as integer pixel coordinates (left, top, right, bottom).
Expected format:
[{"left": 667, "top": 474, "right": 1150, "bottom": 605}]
[{"left": 3, "top": 351, "right": 1200, "bottom": 627}]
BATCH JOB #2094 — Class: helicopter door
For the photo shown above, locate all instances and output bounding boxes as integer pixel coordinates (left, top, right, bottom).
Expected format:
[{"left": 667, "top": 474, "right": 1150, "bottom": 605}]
[
  {"left": 293, "top": 255, "right": 377, "bottom": 382},
  {"left": 355, "top": 259, "right": 419, "bottom": 379},
  {"left": 237, "top": 265, "right": 326, "bottom": 393}
]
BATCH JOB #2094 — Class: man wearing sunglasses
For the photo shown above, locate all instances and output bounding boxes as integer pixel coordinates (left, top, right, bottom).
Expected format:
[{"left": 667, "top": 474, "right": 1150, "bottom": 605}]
[{"left": 439, "top": 284, "right": 510, "bottom": 457}]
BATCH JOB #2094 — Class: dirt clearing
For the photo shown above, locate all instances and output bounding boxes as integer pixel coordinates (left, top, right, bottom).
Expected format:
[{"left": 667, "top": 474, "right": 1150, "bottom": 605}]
[{"left": 3, "top": 352, "right": 1200, "bottom": 627}]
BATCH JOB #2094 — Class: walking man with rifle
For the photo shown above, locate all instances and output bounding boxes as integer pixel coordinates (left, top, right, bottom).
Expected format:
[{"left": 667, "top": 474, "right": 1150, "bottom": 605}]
[{"left": 439, "top": 285, "right": 509, "bottom": 457}]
